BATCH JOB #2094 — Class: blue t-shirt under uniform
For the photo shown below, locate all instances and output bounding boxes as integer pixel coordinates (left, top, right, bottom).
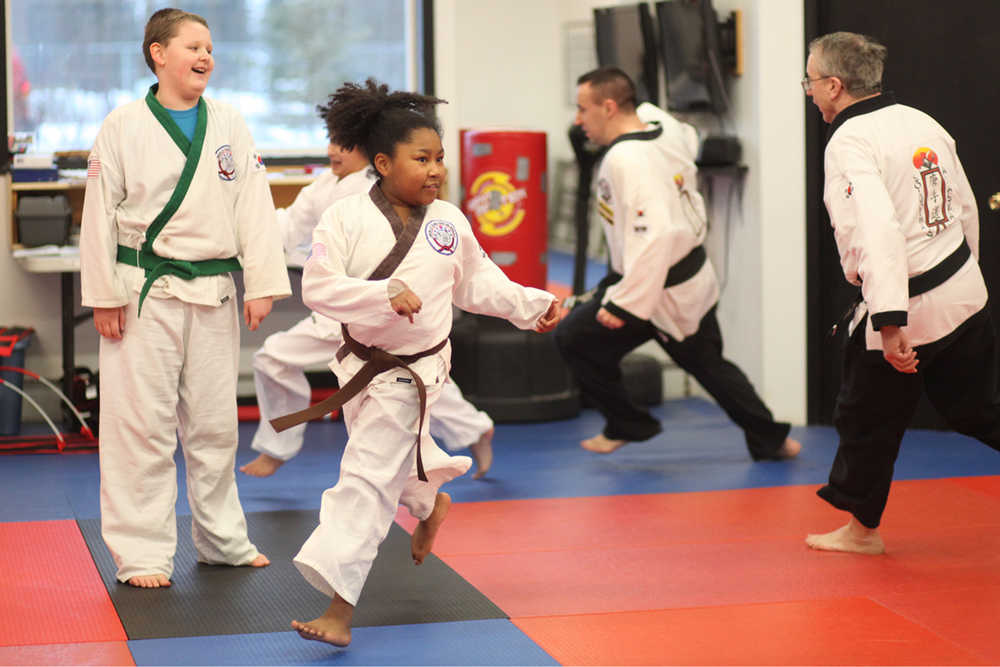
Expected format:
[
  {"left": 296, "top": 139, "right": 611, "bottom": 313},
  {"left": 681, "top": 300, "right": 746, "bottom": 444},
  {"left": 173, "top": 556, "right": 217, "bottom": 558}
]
[{"left": 167, "top": 106, "right": 198, "bottom": 141}]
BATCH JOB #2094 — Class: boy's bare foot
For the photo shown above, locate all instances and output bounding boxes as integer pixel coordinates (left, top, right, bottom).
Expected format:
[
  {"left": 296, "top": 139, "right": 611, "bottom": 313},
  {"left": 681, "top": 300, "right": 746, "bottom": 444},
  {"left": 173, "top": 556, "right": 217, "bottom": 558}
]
[
  {"left": 581, "top": 433, "right": 628, "bottom": 454},
  {"left": 776, "top": 437, "right": 802, "bottom": 459},
  {"left": 249, "top": 553, "right": 270, "bottom": 567},
  {"left": 240, "top": 453, "right": 285, "bottom": 477},
  {"left": 291, "top": 594, "right": 354, "bottom": 647},
  {"left": 806, "top": 517, "right": 885, "bottom": 555},
  {"left": 469, "top": 428, "right": 494, "bottom": 480},
  {"left": 411, "top": 492, "right": 450, "bottom": 565},
  {"left": 127, "top": 574, "right": 171, "bottom": 588}
]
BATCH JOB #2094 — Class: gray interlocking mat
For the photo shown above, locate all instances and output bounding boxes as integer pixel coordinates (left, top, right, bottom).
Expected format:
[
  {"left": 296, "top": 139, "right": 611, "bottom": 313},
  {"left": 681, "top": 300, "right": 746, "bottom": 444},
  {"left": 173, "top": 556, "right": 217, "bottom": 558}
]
[{"left": 78, "top": 509, "right": 506, "bottom": 640}]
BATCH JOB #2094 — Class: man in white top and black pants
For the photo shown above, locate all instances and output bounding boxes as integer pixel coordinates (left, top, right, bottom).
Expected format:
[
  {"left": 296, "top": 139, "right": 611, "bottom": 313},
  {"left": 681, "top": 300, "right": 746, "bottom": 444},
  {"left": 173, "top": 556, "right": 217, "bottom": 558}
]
[{"left": 805, "top": 32, "right": 1000, "bottom": 554}]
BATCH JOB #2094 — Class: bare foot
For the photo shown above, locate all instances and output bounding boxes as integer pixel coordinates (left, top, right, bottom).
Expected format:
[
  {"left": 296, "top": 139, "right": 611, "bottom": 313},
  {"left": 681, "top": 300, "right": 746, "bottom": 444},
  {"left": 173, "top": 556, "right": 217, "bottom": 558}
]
[
  {"left": 580, "top": 433, "right": 628, "bottom": 454},
  {"left": 806, "top": 517, "right": 885, "bottom": 555},
  {"left": 776, "top": 438, "right": 802, "bottom": 459},
  {"left": 127, "top": 574, "right": 171, "bottom": 588},
  {"left": 469, "top": 427, "right": 494, "bottom": 480},
  {"left": 240, "top": 453, "right": 285, "bottom": 477},
  {"left": 249, "top": 553, "right": 270, "bottom": 567},
  {"left": 411, "top": 492, "right": 451, "bottom": 565},
  {"left": 291, "top": 594, "right": 354, "bottom": 647}
]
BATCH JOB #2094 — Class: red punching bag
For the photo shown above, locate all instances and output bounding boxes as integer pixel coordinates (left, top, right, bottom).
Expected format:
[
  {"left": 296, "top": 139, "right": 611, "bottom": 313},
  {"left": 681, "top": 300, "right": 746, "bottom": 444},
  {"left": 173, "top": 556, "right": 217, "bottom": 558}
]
[{"left": 460, "top": 129, "right": 547, "bottom": 289}]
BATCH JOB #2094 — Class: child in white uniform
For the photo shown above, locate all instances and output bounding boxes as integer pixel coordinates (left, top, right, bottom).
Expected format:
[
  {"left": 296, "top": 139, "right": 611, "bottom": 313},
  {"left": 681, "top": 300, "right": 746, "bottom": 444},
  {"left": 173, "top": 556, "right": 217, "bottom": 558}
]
[
  {"left": 243, "top": 134, "right": 493, "bottom": 479},
  {"left": 286, "top": 79, "right": 560, "bottom": 646},
  {"left": 79, "top": 8, "right": 290, "bottom": 588}
]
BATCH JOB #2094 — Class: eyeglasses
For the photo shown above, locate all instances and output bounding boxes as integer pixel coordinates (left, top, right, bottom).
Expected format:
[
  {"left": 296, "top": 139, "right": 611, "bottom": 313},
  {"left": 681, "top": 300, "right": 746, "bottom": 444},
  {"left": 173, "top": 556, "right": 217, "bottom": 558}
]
[{"left": 800, "top": 75, "right": 833, "bottom": 92}]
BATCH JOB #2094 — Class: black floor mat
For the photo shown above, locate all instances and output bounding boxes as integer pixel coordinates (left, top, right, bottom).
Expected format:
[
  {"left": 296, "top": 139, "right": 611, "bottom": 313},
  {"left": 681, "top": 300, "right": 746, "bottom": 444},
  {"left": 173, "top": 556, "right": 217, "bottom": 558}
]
[{"left": 78, "top": 510, "right": 506, "bottom": 640}]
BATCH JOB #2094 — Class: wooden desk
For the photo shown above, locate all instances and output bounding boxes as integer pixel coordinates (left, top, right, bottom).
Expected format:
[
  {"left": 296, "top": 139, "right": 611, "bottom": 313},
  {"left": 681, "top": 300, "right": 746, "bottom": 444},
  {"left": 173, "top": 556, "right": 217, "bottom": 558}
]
[{"left": 9, "top": 173, "right": 314, "bottom": 407}]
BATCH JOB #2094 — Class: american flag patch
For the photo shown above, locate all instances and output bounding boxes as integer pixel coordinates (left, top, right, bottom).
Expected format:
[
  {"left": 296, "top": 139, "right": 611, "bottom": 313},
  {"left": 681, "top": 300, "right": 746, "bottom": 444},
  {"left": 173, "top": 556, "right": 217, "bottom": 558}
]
[{"left": 87, "top": 157, "right": 101, "bottom": 179}]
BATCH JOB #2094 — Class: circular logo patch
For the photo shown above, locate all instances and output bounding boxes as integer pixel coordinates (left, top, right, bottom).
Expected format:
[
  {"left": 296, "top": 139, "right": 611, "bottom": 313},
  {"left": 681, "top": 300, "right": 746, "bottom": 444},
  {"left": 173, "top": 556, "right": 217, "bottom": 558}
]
[
  {"left": 425, "top": 219, "right": 458, "bottom": 255},
  {"left": 216, "top": 145, "right": 237, "bottom": 181}
]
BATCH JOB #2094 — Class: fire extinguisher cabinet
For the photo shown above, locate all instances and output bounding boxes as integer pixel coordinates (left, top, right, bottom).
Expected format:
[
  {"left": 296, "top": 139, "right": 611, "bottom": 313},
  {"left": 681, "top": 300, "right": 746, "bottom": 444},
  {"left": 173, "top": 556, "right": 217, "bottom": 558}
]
[
  {"left": 460, "top": 129, "right": 547, "bottom": 289},
  {"left": 451, "top": 130, "right": 579, "bottom": 423}
]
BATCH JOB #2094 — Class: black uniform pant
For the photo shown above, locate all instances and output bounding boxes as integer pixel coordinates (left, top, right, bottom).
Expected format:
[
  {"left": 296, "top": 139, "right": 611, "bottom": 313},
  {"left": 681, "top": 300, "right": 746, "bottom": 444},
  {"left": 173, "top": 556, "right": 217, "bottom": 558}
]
[
  {"left": 821, "top": 307, "right": 1000, "bottom": 528},
  {"left": 554, "top": 279, "right": 790, "bottom": 459}
]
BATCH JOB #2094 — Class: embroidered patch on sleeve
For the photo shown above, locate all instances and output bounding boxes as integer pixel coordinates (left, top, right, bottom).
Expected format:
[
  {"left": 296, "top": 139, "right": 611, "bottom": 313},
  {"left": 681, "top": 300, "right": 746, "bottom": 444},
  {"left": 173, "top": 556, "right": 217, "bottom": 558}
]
[
  {"left": 87, "top": 157, "right": 101, "bottom": 179},
  {"left": 253, "top": 151, "right": 266, "bottom": 171}
]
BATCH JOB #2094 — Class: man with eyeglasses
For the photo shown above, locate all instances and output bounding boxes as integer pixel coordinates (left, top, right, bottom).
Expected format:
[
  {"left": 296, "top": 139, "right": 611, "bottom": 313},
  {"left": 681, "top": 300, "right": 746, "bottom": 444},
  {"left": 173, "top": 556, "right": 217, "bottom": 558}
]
[{"left": 804, "top": 31, "right": 1000, "bottom": 554}]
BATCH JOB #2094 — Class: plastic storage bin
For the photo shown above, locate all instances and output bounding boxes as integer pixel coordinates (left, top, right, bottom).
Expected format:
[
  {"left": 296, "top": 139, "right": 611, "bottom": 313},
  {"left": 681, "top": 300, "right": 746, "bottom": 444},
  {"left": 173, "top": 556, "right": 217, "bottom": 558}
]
[{"left": 0, "top": 327, "right": 35, "bottom": 435}]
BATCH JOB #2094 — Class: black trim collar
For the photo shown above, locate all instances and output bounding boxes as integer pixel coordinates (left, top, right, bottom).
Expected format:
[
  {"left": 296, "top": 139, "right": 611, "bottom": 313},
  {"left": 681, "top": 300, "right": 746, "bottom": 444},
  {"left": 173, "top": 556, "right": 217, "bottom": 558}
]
[
  {"left": 608, "top": 122, "right": 663, "bottom": 149},
  {"left": 827, "top": 92, "right": 897, "bottom": 142}
]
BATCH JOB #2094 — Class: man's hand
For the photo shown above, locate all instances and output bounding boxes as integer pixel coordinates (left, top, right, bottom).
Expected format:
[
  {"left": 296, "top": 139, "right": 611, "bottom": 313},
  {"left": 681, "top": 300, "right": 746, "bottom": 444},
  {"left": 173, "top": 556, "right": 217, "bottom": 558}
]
[
  {"left": 389, "top": 283, "right": 422, "bottom": 323},
  {"left": 880, "top": 325, "right": 918, "bottom": 374},
  {"left": 244, "top": 296, "right": 273, "bottom": 331},
  {"left": 93, "top": 306, "right": 126, "bottom": 339},
  {"left": 596, "top": 306, "right": 625, "bottom": 329},
  {"left": 534, "top": 299, "right": 563, "bottom": 332}
]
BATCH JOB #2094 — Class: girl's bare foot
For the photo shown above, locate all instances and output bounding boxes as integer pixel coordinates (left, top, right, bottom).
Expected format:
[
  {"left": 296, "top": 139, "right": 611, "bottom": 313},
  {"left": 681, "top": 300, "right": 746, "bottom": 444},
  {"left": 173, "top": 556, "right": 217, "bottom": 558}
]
[
  {"left": 249, "top": 553, "right": 270, "bottom": 567},
  {"left": 469, "top": 428, "right": 494, "bottom": 479},
  {"left": 581, "top": 433, "right": 627, "bottom": 453},
  {"left": 806, "top": 517, "right": 885, "bottom": 554},
  {"left": 291, "top": 594, "right": 353, "bottom": 646},
  {"left": 240, "top": 453, "right": 285, "bottom": 477},
  {"left": 411, "top": 492, "right": 450, "bottom": 564},
  {"left": 127, "top": 574, "right": 171, "bottom": 588}
]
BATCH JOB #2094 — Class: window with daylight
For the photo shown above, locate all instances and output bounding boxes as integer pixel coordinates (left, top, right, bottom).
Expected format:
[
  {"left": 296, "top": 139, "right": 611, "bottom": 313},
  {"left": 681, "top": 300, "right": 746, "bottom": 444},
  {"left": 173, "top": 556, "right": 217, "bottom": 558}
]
[{"left": 6, "top": 0, "right": 428, "bottom": 157}]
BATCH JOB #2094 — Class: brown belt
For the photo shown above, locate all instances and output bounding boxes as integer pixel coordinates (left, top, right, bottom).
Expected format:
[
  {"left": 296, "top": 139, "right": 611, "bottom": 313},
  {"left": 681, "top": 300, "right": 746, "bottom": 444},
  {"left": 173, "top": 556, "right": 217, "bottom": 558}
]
[{"left": 269, "top": 325, "right": 446, "bottom": 482}]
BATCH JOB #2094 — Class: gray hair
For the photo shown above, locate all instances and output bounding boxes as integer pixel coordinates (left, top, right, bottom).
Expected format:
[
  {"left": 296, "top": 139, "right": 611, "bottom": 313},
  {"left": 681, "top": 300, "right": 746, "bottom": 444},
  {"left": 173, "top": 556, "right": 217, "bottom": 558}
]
[{"left": 809, "top": 32, "right": 887, "bottom": 97}]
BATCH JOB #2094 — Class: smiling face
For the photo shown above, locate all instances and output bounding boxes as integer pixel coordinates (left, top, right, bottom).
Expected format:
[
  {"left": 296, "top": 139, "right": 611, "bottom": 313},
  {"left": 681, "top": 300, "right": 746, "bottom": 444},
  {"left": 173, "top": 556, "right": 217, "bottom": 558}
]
[
  {"left": 375, "top": 127, "right": 445, "bottom": 209},
  {"left": 328, "top": 142, "right": 370, "bottom": 179},
  {"left": 150, "top": 19, "right": 214, "bottom": 107}
]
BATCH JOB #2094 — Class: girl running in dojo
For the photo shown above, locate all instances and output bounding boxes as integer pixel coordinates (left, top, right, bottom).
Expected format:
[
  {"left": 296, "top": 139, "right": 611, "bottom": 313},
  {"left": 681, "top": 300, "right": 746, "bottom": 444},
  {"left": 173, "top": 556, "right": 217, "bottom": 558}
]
[{"left": 282, "top": 79, "right": 560, "bottom": 646}]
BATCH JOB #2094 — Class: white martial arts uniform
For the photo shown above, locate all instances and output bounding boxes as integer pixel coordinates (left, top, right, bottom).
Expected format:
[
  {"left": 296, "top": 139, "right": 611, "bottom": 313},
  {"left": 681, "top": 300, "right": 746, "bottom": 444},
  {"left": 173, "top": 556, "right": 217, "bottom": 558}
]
[
  {"left": 595, "top": 102, "right": 719, "bottom": 341},
  {"left": 80, "top": 91, "right": 291, "bottom": 581},
  {"left": 824, "top": 94, "right": 986, "bottom": 349},
  {"left": 293, "top": 186, "right": 553, "bottom": 604},
  {"left": 251, "top": 168, "right": 493, "bottom": 461}
]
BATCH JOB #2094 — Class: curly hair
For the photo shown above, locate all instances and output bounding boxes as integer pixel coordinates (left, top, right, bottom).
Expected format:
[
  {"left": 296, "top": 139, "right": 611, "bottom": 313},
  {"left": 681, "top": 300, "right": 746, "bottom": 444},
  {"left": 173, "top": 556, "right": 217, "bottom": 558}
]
[{"left": 316, "top": 78, "right": 447, "bottom": 170}]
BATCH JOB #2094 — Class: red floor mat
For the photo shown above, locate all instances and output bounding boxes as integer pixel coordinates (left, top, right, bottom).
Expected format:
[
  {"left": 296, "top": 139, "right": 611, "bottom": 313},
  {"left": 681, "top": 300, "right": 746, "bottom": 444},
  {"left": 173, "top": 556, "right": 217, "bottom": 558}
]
[
  {"left": 0, "top": 641, "right": 134, "bottom": 666},
  {"left": 0, "top": 521, "right": 126, "bottom": 646},
  {"left": 514, "top": 597, "right": 988, "bottom": 666}
]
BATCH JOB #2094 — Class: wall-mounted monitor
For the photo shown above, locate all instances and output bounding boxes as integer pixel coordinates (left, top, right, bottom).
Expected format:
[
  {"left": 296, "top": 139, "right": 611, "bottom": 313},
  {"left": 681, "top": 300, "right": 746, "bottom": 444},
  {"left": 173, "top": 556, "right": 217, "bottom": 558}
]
[
  {"left": 655, "top": 0, "right": 730, "bottom": 114},
  {"left": 593, "top": 4, "right": 660, "bottom": 106}
]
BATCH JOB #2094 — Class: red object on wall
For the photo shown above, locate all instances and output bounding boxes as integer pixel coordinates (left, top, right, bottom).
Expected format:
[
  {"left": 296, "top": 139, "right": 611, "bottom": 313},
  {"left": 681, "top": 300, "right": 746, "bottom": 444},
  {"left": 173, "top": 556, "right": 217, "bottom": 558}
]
[{"left": 460, "top": 129, "right": 548, "bottom": 289}]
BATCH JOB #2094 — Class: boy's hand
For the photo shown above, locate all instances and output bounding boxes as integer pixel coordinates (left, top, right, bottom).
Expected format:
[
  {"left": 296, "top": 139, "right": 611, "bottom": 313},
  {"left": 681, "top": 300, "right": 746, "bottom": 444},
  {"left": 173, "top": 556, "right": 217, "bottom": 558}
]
[
  {"left": 535, "top": 299, "right": 562, "bottom": 332},
  {"left": 880, "top": 325, "right": 918, "bottom": 373},
  {"left": 244, "top": 296, "right": 273, "bottom": 331},
  {"left": 93, "top": 306, "right": 126, "bottom": 339}
]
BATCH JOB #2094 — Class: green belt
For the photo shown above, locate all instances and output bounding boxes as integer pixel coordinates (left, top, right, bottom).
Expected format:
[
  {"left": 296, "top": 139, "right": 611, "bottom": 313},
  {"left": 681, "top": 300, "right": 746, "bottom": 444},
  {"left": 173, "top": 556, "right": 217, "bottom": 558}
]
[{"left": 117, "top": 244, "right": 241, "bottom": 315}]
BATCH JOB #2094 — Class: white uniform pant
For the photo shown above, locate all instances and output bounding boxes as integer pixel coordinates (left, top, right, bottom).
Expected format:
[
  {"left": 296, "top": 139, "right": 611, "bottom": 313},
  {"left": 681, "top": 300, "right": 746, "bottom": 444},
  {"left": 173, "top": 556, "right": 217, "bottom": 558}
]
[
  {"left": 251, "top": 314, "right": 492, "bottom": 460},
  {"left": 293, "top": 362, "right": 471, "bottom": 605},
  {"left": 99, "top": 294, "right": 258, "bottom": 582}
]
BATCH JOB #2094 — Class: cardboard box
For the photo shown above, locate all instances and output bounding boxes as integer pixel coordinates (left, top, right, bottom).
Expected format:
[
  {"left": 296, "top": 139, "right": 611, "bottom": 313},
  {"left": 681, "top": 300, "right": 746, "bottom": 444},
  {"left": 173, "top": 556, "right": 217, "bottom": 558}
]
[{"left": 16, "top": 194, "right": 72, "bottom": 247}]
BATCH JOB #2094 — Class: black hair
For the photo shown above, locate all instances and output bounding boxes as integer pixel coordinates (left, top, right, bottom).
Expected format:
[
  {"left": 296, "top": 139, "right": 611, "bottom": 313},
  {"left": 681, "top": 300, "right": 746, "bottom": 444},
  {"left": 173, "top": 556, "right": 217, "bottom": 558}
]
[
  {"left": 576, "top": 66, "right": 637, "bottom": 112},
  {"left": 316, "top": 78, "right": 447, "bottom": 172}
]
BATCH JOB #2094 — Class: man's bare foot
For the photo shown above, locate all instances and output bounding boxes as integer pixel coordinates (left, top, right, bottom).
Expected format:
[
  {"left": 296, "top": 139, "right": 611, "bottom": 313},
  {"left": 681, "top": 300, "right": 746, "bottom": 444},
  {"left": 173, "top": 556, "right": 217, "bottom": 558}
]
[
  {"left": 580, "top": 433, "right": 628, "bottom": 454},
  {"left": 127, "top": 574, "right": 171, "bottom": 588},
  {"left": 776, "top": 438, "right": 802, "bottom": 459},
  {"left": 806, "top": 517, "right": 885, "bottom": 555},
  {"left": 469, "top": 428, "right": 494, "bottom": 480},
  {"left": 249, "top": 553, "right": 270, "bottom": 567},
  {"left": 412, "top": 492, "right": 450, "bottom": 565},
  {"left": 291, "top": 594, "right": 354, "bottom": 647},
  {"left": 240, "top": 453, "right": 285, "bottom": 477}
]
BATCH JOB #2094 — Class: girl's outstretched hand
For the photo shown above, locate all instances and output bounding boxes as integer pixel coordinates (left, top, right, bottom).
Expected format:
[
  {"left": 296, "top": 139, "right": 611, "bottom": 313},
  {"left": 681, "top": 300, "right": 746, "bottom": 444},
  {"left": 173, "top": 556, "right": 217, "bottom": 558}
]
[{"left": 534, "top": 299, "right": 562, "bottom": 333}]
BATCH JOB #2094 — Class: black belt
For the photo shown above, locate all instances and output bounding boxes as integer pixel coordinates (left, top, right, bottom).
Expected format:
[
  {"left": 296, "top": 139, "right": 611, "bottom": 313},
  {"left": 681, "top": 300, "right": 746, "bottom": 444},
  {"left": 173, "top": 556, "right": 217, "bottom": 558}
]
[
  {"left": 829, "top": 241, "right": 971, "bottom": 337},
  {"left": 269, "top": 325, "right": 446, "bottom": 482},
  {"left": 606, "top": 245, "right": 707, "bottom": 289}
]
